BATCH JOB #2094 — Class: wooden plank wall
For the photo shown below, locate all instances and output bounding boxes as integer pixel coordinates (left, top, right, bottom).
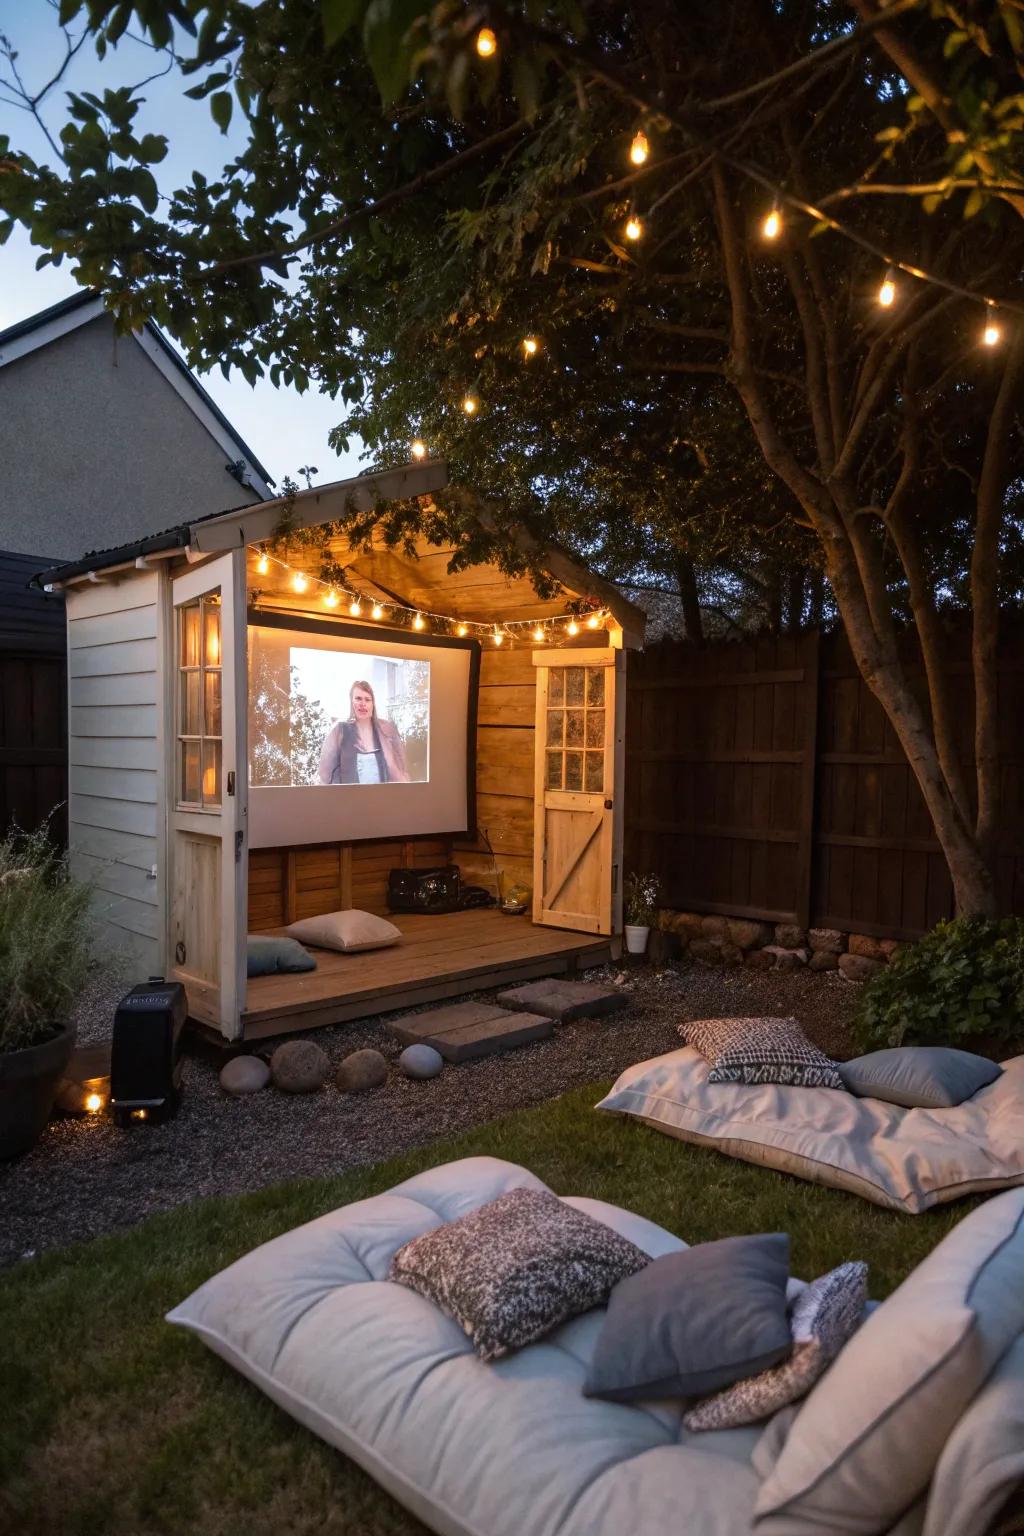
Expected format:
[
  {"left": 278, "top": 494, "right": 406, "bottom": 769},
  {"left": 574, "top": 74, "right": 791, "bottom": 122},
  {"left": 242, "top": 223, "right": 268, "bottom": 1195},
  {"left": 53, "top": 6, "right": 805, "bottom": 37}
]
[
  {"left": 625, "top": 626, "right": 1024, "bottom": 940},
  {"left": 0, "top": 650, "right": 67, "bottom": 845},
  {"left": 248, "top": 837, "right": 452, "bottom": 929},
  {"left": 452, "top": 645, "right": 536, "bottom": 899}
]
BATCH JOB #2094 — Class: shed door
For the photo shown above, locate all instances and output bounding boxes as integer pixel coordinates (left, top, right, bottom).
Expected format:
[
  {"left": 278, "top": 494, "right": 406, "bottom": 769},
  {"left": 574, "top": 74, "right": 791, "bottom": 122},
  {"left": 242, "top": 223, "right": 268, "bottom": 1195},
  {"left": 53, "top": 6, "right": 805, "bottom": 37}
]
[
  {"left": 168, "top": 552, "right": 248, "bottom": 1039},
  {"left": 532, "top": 648, "right": 623, "bottom": 935}
]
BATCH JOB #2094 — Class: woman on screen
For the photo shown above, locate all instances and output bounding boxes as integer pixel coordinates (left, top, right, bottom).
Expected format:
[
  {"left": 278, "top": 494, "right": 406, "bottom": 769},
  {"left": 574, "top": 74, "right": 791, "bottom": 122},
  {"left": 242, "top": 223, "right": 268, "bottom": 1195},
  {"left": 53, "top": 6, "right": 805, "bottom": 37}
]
[{"left": 317, "top": 679, "right": 411, "bottom": 785}]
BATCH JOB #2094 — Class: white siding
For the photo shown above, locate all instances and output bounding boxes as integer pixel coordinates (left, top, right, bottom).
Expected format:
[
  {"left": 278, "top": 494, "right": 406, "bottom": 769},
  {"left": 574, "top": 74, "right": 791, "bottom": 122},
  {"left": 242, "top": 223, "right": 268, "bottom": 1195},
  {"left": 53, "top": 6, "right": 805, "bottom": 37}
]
[{"left": 67, "top": 572, "right": 163, "bottom": 976}]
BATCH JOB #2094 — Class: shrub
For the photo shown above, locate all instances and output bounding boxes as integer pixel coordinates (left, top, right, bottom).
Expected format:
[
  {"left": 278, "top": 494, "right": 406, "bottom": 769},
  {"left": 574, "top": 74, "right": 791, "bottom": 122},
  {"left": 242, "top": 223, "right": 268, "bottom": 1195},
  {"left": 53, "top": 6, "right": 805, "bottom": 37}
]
[
  {"left": 624, "top": 872, "right": 659, "bottom": 927},
  {"left": 0, "top": 825, "right": 95, "bottom": 1054},
  {"left": 853, "top": 917, "right": 1024, "bottom": 1054}
]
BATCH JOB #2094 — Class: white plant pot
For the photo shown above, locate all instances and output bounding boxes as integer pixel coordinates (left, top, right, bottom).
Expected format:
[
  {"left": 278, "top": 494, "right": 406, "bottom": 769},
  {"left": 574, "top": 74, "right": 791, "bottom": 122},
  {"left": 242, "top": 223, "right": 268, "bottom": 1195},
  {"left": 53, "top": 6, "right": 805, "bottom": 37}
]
[{"left": 624, "top": 924, "right": 651, "bottom": 955}]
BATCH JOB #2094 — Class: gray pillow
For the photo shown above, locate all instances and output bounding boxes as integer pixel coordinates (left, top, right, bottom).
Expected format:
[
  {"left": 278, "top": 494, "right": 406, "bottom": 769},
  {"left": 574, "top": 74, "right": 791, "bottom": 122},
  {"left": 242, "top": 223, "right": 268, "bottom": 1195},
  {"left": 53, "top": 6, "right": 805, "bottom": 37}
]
[
  {"left": 839, "top": 1047, "right": 1002, "bottom": 1109},
  {"left": 584, "top": 1232, "right": 792, "bottom": 1403},
  {"left": 246, "top": 935, "right": 317, "bottom": 977},
  {"left": 678, "top": 1017, "right": 844, "bottom": 1090},
  {"left": 389, "top": 1187, "right": 650, "bottom": 1361}
]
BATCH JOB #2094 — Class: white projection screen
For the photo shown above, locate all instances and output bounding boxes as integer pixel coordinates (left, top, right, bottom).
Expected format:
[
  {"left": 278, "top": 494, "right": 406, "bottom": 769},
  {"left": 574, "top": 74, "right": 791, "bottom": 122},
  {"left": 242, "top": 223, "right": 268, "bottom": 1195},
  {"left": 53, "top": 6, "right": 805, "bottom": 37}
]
[{"left": 247, "top": 614, "right": 479, "bottom": 848}]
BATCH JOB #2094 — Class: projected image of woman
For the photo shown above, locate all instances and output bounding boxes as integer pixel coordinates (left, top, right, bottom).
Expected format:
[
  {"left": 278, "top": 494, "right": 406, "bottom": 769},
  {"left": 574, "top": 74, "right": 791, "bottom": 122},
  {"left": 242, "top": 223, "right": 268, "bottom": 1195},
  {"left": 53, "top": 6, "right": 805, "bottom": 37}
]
[{"left": 317, "top": 680, "right": 411, "bottom": 785}]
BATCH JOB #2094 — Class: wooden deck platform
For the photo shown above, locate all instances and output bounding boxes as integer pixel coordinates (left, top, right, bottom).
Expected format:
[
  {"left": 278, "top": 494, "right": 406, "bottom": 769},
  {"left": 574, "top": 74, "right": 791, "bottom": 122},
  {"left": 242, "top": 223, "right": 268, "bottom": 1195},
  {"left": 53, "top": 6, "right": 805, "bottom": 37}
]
[{"left": 239, "top": 908, "right": 610, "bottom": 1039}]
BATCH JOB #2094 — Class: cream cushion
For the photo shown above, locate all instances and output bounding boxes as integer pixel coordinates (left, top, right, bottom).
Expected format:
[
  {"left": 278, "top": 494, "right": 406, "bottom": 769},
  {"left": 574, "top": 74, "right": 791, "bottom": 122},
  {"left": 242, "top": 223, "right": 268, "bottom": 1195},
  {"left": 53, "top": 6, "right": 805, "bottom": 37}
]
[
  {"left": 753, "top": 1188, "right": 1024, "bottom": 1534},
  {"left": 596, "top": 1047, "right": 1024, "bottom": 1214},
  {"left": 922, "top": 1331, "right": 1024, "bottom": 1536},
  {"left": 285, "top": 909, "right": 401, "bottom": 952},
  {"left": 167, "top": 1157, "right": 766, "bottom": 1536}
]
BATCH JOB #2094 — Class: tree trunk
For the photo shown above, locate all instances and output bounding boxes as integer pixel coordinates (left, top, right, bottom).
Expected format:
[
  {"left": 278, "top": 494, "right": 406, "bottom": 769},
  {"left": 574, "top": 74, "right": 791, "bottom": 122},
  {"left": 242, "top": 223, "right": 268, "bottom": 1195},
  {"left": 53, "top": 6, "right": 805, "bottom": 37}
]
[{"left": 675, "top": 553, "right": 704, "bottom": 642}]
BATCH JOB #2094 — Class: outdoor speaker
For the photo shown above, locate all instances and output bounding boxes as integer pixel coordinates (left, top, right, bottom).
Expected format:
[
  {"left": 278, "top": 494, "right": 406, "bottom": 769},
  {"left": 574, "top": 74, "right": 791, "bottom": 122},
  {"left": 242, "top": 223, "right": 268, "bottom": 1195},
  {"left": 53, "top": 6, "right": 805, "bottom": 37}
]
[{"left": 110, "top": 978, "right": 188, "bottom": 1127}]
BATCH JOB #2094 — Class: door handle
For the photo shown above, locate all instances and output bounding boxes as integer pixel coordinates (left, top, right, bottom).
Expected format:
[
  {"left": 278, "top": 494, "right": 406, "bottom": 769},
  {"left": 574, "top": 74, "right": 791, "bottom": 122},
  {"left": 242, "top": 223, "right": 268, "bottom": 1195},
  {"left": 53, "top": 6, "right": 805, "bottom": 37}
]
[
  {"left": 227, "top": 771, "right": 236, "bottom": 796},
  {"left": 604, "top": 798, "right": 613, "bottom": 810}
]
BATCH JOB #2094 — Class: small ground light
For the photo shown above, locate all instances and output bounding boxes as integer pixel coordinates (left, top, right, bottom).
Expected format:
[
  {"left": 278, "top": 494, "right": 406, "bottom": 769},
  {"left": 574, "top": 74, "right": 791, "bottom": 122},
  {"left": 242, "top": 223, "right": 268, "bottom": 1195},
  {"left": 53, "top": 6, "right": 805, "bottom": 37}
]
[
  {"left": 463, "top": 395, "right": 478, "bottom": 414},
  {"left": 878, "top": 272, "right": 896, "bottom": 307},
  {"left": 410, "top": 439, "right": 427, "bottom": 460},
  {"left": 132, "top": 1108, "right": 148, "bottom": 1122},
  {"left": 476, "top": 27, "right": 497, "bottom": 57},
  {"left": 522, "top": 336, "right": 539, "bottom": 357},
  {"left": 983, "top": 317, "right": 1001, "bottom": 346},
  {"left": 629, "top": 131, "right": 649, "bottom": 166},
  {"left": 762, "top": 207, "right": 782, "bottom": 240},
  {"left": 625, "top": 216, "right": 643, "bottom": 241},
  {"left": 85, "top": 1092, "right": 104, "bottom": 1114}
]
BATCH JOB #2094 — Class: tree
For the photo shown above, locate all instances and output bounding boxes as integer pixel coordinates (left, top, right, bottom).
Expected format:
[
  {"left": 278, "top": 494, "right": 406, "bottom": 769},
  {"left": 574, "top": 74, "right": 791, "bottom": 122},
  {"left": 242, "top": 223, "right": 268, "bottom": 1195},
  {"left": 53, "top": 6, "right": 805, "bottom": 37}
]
[{"left": 3, "top": 0, "right": 1022, "bottom": 915}]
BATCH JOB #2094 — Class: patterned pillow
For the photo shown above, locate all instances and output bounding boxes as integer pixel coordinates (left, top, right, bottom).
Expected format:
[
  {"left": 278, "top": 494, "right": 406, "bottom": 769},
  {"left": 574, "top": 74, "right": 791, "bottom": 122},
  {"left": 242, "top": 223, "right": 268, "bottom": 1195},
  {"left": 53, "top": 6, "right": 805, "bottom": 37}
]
[
  {"left": 684, "top": 1260, "right": 868, "bottom": 1432},
  {"left": 678, "top": 1016, "right": 844, "bottom": 1089},
  {"left": 389, "top": 1188, "right": 650, "bottom": 1361}
]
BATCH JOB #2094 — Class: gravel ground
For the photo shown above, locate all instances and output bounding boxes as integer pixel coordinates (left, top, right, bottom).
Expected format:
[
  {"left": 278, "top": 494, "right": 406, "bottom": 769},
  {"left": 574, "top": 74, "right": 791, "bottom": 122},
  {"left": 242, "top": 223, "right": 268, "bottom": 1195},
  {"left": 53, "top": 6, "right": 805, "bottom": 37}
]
[{"left": 0, "top": 961, "right": 857, "bottom": 1269}]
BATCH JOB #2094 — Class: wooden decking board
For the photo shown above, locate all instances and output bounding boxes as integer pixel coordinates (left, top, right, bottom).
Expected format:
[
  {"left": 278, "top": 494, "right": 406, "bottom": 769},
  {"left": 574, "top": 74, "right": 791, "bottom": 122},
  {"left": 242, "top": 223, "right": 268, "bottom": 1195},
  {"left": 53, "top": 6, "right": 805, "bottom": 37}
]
[{"left": 236, "top": 908, "right": 608, "bottom": 1036}]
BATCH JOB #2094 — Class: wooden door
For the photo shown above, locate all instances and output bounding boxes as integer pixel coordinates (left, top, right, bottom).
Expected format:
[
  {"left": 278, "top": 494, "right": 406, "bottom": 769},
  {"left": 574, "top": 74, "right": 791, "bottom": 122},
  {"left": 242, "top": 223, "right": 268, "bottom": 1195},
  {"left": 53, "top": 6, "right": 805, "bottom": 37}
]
[
  {"left": 532, "top": 648, "right": 623, "bottom": 935},
  {"left": 168, "top": 553, "right": 248, "bottom": 1038}
]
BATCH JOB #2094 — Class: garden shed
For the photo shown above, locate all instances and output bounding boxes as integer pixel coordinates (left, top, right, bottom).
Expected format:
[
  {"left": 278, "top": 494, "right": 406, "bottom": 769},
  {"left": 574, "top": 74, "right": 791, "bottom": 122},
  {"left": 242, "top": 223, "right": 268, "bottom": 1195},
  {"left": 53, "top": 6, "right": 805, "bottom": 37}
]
[{"left": 40, "top": 460, "right": 644, "bottom": 1042}]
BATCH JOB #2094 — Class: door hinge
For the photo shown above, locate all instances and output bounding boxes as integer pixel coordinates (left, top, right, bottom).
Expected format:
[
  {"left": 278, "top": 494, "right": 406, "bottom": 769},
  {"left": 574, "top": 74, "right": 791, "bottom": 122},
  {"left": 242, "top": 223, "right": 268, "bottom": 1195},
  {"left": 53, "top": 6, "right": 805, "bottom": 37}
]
[
  {"left": 235, "top": 829, "right": 244, "bottom": 863},
  {"left": 612, "top": 864, "right": 619, "bottom": 892},
  {"left": 227, "top": 770, "right": 236, "bottom": 796}
]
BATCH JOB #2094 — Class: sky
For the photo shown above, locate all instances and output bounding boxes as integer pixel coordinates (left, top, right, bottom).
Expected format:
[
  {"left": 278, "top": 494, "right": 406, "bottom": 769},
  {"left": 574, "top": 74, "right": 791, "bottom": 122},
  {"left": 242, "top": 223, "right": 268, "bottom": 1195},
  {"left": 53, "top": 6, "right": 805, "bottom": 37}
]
[{"left": 0, "top": 4, "right": 364, "bottom": 488}]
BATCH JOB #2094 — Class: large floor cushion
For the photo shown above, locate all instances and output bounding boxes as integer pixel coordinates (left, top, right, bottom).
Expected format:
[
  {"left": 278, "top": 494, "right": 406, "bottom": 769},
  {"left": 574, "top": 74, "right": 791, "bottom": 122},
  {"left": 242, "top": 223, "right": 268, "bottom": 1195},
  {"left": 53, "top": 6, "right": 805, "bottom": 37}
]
[
  {"left": 167, "top": 1157, "right": 765, "bottom": 1536},
  {"left": 596, "top": 1048, "right": 1024, "bottom": 1214}
]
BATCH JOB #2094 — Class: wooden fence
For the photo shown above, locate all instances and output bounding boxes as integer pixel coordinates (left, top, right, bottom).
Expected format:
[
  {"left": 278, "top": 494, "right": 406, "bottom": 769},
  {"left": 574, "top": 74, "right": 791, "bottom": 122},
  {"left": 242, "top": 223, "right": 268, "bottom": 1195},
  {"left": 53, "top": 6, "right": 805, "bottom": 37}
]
[
  {"left": 0, "top": 553, "right": 67, "bottom": 846},
  {"left": 624, "top": 626, "right": 1024, "bottom": 940}
]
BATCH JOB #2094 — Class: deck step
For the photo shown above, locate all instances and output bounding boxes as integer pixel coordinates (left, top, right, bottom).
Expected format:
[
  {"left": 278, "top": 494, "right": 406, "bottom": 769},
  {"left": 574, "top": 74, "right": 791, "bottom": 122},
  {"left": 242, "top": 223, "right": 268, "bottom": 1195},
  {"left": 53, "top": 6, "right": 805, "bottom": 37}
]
[{"left": 387, "top": 1001, "right": 553, "bottom": 1063}]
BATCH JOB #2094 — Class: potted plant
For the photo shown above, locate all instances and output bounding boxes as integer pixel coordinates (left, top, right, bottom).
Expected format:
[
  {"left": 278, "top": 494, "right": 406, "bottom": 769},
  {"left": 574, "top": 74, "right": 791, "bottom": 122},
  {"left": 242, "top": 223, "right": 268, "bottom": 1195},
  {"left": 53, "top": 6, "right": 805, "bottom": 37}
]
[
  {"left": 0, "top": 826, "right": 94, "bottom": 1158},
  {"left": 623, "top": 872, "right": 659, "bottom": 955}
]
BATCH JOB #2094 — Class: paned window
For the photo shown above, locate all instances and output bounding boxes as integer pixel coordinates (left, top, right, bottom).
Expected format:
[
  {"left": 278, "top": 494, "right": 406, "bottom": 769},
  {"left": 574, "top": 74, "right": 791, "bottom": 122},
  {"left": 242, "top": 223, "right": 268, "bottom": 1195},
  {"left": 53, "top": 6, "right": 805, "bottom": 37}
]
[
  {"left": 177, "top": 596, "right": 222, "bottom": 808},
  {"left": 545, "top": 665, "right": 606, "bottom": 793}
]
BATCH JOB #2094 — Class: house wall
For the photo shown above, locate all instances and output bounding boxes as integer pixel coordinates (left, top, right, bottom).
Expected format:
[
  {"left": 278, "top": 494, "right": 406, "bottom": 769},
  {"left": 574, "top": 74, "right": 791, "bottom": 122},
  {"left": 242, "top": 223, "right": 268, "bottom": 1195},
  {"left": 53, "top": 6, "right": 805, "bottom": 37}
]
[
  {"left": 66, "top": 571, "right": 162, "bottom": 975},
  {"left": 0, "top": 316, "right": 259, "bottom": 560}
]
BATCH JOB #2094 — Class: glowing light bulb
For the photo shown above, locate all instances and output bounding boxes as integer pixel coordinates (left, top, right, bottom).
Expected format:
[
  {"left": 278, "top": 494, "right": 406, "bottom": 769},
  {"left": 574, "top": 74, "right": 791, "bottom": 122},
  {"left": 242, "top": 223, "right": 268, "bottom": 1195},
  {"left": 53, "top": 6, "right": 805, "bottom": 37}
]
[
  {"left": 349, "top": 598, "right": 362, "bottom": 617},
  {"left": 983, "top": 317, "right": 1001, "bottom": 346},
  {"left": 371, "top": 603, "right": 384, "bottom": 620},
  {"left": 476, "top": 26, "right": 497, "bottom": 57},
  {"left": 324, "top": 589, "right": 339, "bottom": 608},
  {"left": 587, "top": 612, "right": 601, "bottom": 630},
  {"left": 624, "top": 216, "right": 643, "bottom": 242},
  {"left": 567, "top": 619, "right": 580, "bottom": 636},
  {"left": 762, "top": 207, "right": 781, "bottom": 240},
  {"left": 410, "top": 438, "right": 427, "bottom": 460},
  {"left": 256, "top": 551, "right": 269, "bottom": 576},
  {"left": 629, "top": 131, "right": 649, "bottom": 166},
  {"left": 492, "top": 628, "right": 505, "bottom": 646},
  {"left": 522, "top": 336, "right": 539, "bottom": 357},
  {"left": 878, "top": 272, "right": 896, "bottom": 307},
  {"left": 456, "top": 622, "right": 468, "bottom": 637},
  {"left": 533, "top": 625, "right": 546, "bottom": 643},
  {"left": 413, "top": 613, "right": 426, "bottom": 630},
  {"left": 463, "top": 395, "right": 478, "bottom": 415},
  {"left": 132, "top": 1108, "right": 148, "bottom": 1121},
  {"left": 85, "top": 1092, "right": 103, "bottom": 1114},
  {"left": 292, "top": 571, "right": 308, "bottom": 593}
]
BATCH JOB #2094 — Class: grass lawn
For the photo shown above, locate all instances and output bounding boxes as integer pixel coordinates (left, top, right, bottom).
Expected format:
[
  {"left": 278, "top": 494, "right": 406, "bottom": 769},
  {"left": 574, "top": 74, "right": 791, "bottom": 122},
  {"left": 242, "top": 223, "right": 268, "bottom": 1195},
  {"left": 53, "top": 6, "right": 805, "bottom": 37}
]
[{"left": 1, "top": 1081, "right": 981, "bottom": 1536}]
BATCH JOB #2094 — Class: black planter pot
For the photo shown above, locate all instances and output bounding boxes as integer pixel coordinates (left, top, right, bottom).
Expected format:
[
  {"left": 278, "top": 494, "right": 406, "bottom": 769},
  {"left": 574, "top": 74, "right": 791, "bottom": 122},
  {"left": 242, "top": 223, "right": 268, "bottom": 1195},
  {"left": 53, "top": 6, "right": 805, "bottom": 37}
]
[{"left": 0, "top": 1023, "right": 75, "bottom": 1159}]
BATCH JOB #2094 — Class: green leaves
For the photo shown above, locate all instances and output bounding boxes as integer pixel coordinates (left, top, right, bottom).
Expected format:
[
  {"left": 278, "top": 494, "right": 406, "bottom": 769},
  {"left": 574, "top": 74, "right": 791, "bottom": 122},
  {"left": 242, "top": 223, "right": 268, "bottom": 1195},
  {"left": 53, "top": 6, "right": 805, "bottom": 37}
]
[
  {"left": 323, "top": 0, "right": 369, "bottom": 47},
  {"left": 363, "top": 0, "right": 429, "bottom": 104},
  {"left": 210, "top": 90, "right": 233, "bottom": 134}
]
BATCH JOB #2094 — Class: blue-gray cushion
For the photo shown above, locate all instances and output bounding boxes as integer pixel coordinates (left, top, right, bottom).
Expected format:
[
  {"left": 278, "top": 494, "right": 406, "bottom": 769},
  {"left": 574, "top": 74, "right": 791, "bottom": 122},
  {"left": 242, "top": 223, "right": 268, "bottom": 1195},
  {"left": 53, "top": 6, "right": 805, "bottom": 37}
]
[
  {"left": 584, "top": 1232, "right": 792, "bottom": 1403},
  {"left": 839, "top": 1048, "right": 1002, "bottom": 1109},
  {"left": 246, "top": 935, "right": 317, "bottom": 977}
]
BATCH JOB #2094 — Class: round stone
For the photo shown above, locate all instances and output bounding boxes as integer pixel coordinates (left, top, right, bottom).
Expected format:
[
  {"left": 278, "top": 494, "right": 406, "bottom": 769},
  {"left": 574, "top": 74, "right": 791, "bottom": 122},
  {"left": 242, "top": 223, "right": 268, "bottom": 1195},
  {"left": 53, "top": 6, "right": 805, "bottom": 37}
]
[
  {"left": 220, "top": 1055, "right": 271, "bottom": 1095},
  {"left": 399, "top": 1044, "right": 443, "bottom": 1080},
  {"left": 336, "top": 1048, "right": 388, "bottom": 1093},
  {"left": 270, "top": 1039, "right": 330, "bottom": 1093}
]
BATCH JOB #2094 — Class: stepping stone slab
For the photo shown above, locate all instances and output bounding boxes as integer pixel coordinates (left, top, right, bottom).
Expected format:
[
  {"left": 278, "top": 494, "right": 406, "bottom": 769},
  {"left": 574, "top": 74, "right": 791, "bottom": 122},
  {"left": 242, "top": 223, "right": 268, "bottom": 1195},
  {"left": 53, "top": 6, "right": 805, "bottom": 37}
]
[
  {"left": 495, "top": 979, "right": 629, "bottom": 1023},
  {"left": 388, "top": 1001, "right": 552, "bottom": 1064}
]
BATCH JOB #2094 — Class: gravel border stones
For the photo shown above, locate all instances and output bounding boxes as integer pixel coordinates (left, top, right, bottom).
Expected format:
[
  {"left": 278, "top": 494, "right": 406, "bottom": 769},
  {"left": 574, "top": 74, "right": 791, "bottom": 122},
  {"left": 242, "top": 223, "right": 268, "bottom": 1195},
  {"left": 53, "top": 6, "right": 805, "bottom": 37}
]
[{"left": 271, "top": 1040, "right": 330, "bottom": 1093}]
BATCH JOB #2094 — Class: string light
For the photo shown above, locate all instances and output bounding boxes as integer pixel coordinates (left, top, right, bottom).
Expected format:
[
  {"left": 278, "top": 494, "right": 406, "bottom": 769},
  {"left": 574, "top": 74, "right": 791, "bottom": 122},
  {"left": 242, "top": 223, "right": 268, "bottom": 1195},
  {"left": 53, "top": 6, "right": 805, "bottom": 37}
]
[
  {"left": 475, "top": 26, "right": 497, "bottom": 57},
  {"left": 492, "top": 627, "right": 505, "bottom": 646},
  {"left": 624, "top": 215, "right": 643, "bottom": 242},
  {"left": 457, "top": 622, "right": 468, "bottom": 636},
  {"left": 324, "top": 589, "right": 339, "bottom": 608},
  {"left": 522, "top": 336, "right": 539, "bottom": 357},
  {"left": 371, "top": 603, "right": 384, "bottom": 620},
  {"left": 877, "top": 270, "right": 896, "bottom": 308},
  {"left": 762, "top": 206, "right": 782, "bottom": 240},
  {"left": 413, "top": 613, "right": 426, "bottom": 630},
  {"left": 587, "top": 612, "right": 602, "bottom": 630},
  {"left": 256, "top": 550, "right": 269, "bottom": 575},
  {"left": 463, "top": 395, "right": 478, "bottom": 414},
  {"left": 349, "top": 597, "right": 362, "bottom": 616},
  {"left": 292, "top": 571, "right": 308, "bottom": 593},
  {"left": 983, "top": 311, "right": 1001, "bottom": 346},
  {"left": 629, "top": 130, "right": 649, "bottom": 166},
  {"left": 567, "top": 619, "right": 580, "bottom": 636},
  {"left": 410, "top": 439, "right": 427, "bottom": 460},
  {"left": 533, "top": 625, "right": 546, "bottom": 642}
]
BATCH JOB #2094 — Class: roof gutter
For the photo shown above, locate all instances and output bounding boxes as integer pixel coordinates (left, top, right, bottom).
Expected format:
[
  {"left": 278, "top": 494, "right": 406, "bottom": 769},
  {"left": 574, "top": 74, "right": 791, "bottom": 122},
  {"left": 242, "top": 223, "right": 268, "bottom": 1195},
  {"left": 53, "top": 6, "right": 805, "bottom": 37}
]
[{"left": 33, "top": 526, "right": 191, "bottom": 591}]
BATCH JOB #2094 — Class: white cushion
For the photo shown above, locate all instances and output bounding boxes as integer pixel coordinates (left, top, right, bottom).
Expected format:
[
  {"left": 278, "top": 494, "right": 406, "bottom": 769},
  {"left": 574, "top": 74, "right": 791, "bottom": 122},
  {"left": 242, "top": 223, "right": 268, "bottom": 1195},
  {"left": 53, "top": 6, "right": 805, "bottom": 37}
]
[
  {"left": 596, "top": 1048, "right": 1024, "bottom": 1214},
  {"left": 754, "top": 1188, "right": 1024, "bottom": 1534},
  {"left": 285, "top": 909, "right": 401, "bottom": 952},
  {"left": 167, "top": 1157, "right": 763, "bottom": 1536},
  {"left": 922, "top": 1331, "right": 1024, "bottom": 1536}
]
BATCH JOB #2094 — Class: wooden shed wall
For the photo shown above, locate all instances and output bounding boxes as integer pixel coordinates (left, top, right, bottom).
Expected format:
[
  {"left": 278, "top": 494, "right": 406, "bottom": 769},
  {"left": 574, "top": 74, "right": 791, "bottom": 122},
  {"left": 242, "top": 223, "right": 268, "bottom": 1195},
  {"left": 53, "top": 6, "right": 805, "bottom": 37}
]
[{"left": 66, "top": 573, "right": 162, "bottom": 971}]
